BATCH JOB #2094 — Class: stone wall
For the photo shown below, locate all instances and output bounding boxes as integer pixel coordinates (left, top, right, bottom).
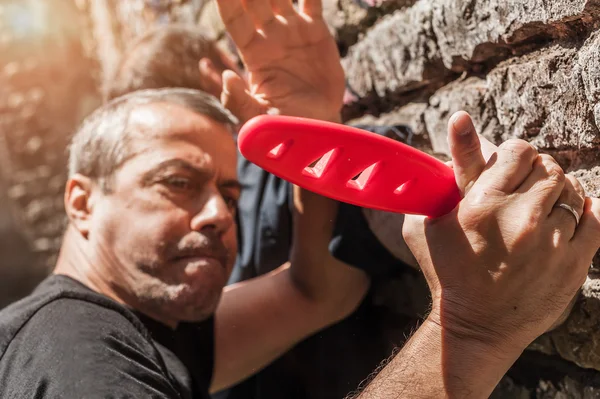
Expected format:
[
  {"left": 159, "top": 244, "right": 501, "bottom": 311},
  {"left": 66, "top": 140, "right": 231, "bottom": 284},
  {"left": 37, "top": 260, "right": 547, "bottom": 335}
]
[{"left": 329, "top": 0, "right": 600, "bottom": 396}]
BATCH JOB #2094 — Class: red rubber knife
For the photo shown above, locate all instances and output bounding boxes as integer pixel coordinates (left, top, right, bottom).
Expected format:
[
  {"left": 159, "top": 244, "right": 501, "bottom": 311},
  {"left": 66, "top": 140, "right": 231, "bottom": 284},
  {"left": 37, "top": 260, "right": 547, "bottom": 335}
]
[{"left": 237, "top": 115, "right": 461, "bottom": 218}]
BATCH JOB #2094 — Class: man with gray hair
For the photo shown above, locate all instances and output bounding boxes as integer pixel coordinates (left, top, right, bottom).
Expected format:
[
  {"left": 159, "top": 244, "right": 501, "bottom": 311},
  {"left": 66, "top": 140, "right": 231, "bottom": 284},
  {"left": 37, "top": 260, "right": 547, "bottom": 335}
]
[
  {"left": 1, "top": 0, "right": 600, "bottom": 398},
  {"left": 0, "top": 87, "right": 369, "bottom": 397}
]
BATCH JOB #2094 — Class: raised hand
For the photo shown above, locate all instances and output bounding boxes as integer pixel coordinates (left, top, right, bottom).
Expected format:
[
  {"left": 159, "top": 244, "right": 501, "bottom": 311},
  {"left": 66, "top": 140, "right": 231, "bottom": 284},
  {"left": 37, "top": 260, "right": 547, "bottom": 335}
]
[{"left": 214, "top": 0, "right": 345, "bottom": 122}]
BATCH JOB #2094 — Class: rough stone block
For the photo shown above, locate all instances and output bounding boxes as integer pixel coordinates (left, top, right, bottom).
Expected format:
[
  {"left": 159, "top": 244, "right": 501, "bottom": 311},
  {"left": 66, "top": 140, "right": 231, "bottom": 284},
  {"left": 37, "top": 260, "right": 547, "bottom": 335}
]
[
  {"left": 489, "top": 35, "right": 600, "bottom": 151},
  {"left": 424, "top": 76, "right": 495, "bottom": 155},
  {"left": 342, "top": 2, "right": 446, "bottom": 99},
  {"left": 431, "top": 0, "right": 600, "bottom": 70},
  {"left": 329, "top": 0, "right": 419, "bottom": 53},
  {"left": 548, "top": 277, "right": 600, "bottom": 371},
  {"left": 347, "top": 102, "right": 432, "bottom": 150},
  {"left": 420, "top": 37, "right": 600, "bottom": 159},
  {"left": 342, "top": 0, "right": 600, "bottom": 108}
]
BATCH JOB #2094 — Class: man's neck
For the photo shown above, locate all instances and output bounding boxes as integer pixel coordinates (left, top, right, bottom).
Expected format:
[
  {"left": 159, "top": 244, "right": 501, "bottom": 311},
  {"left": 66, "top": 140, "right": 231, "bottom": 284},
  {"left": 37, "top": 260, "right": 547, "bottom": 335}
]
[
  {"left": 54, "top": 226, "right": 179, "bottom": 329},
  {"left": 54, "top": 226, "right": 116, "bottom": 299}
]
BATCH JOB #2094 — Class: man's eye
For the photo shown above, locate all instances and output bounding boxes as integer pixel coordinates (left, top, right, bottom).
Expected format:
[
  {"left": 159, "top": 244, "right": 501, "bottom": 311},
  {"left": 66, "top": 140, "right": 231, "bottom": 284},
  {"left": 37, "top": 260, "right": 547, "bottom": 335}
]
[
  {"left": 164, "top": 176, "right": 192, "bottom": 190},
  {"left": 224, "top": 196, "right": 238, "bottom": 211}
]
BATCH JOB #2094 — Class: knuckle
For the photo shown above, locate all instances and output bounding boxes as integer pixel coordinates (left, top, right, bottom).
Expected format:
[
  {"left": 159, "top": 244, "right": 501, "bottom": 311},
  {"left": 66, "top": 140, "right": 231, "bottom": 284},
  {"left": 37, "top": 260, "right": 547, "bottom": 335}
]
[{"left": 499, "top": 139, "right": 537, "bottom": 160}]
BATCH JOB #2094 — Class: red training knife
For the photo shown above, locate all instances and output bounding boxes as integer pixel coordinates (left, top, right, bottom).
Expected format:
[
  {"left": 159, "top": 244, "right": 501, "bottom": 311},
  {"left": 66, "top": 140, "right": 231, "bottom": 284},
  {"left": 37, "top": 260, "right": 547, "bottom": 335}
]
[{"left": 238, "top": 115, "right": 461, "bottom": 218}]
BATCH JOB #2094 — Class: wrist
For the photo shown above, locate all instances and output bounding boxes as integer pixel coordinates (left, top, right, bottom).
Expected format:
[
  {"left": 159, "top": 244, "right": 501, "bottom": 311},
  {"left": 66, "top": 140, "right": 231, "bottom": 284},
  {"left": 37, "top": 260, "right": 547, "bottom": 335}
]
[
  {"left": 422, "top": 316, "right": 523, "bottom": 363},
  {"left": 427, "top": 302, "right": 535, "bottom": 356},
  {"left": 419, "top": 316, "right": 524, "bottom": 397}
]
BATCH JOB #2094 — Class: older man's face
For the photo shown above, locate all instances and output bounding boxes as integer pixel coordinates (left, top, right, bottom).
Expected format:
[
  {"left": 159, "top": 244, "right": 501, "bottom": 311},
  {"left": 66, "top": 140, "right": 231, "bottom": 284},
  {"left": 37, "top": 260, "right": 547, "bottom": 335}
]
[{"left": 89, "top": 102, "right": 239, "bottom": 325}]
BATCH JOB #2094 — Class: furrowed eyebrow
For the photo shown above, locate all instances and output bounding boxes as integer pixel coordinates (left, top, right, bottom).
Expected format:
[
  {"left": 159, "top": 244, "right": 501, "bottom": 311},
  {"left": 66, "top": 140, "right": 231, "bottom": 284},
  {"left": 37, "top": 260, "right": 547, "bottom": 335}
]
[{"left": 141, "top": 159, "right": 213, "bottom": 185}]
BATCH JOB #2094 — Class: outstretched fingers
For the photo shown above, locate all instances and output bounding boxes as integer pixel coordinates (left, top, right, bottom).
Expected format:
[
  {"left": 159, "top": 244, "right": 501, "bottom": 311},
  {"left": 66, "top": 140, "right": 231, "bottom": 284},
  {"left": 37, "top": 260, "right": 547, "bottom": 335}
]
[{"left": 216, "top": 0, "right": 257, "bottom": 49}]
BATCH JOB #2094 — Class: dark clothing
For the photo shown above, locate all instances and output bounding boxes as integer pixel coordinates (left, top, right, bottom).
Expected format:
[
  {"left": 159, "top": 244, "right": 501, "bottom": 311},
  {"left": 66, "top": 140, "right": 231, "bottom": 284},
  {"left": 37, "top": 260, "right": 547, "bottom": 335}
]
[
  {"left": 218, "top": 125, "right": 411, "bottom": 399},
  {"left": 0, "top": 275, "right": 214, "bottom": 399},
  {"left": 231, "top": 159, "right": 294, "bottom": 283},
  {"left": 330, "top": 203, "right": 403, "bottom": 276},
  {"left": 232, "top": 123, "right": 411, "bottom": 281}
]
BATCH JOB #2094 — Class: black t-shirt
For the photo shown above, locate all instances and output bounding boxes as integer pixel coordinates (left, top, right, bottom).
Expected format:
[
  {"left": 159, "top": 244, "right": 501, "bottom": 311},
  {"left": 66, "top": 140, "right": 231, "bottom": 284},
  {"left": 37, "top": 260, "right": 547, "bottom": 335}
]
[{"left": 0, "top": 275, "right": 214, "bottom": 398}]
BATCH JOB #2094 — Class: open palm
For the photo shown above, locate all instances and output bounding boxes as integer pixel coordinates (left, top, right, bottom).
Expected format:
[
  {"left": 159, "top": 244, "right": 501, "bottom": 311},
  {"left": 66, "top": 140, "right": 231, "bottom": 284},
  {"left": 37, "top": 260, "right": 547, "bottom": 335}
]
[{"left": 216, "top": 0, "right": 345, "bottom": 121}]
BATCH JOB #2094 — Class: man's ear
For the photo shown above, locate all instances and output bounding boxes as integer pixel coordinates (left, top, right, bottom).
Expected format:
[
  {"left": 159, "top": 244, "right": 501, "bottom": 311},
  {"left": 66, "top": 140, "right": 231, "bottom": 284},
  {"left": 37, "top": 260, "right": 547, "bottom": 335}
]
[{"left": 64, "top": 174, "right": 97, "bottom": 238}]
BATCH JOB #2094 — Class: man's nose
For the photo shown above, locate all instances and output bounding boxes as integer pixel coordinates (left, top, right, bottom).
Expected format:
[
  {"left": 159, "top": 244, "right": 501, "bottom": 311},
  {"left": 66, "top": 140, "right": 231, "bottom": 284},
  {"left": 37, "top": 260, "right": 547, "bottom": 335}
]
[{"left": 190, "top": 193, "right": 234, "bottom": 235}]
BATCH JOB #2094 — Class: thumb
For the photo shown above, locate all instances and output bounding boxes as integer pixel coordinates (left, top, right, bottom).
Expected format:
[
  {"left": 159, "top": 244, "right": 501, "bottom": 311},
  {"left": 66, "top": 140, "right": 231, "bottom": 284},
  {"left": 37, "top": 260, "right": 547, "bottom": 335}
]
[
  {"left": 198, "top": 58, "right": 224, "bottom": 99},
  {"left": 221, "top": 70, "right": 266, "bottom": 124},
  {"left": 448, "top": 111, "right": 498, "bottom": 194},
  {"left": 448, "top": 111, "right": 493, "bottom": 195},
  {"left": 448, "top": 111, "right": 487, "bottom": 196},
  {"left": 572, "top": 197, "right": 600, "bottom": 262}
]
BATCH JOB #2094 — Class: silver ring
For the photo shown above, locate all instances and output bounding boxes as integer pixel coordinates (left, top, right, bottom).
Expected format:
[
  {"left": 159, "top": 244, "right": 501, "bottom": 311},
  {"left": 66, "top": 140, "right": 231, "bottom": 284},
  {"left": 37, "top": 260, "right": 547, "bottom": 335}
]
[{"left": 555, "top": 203, "right": 580, "bottom": 228}]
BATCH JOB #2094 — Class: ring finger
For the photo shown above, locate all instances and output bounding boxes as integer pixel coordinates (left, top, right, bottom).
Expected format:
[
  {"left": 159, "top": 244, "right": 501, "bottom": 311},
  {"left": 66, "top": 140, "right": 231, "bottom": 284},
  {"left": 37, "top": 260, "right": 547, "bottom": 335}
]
[{"left": 548, "top": 175, "right": 585, "bottom": 241}]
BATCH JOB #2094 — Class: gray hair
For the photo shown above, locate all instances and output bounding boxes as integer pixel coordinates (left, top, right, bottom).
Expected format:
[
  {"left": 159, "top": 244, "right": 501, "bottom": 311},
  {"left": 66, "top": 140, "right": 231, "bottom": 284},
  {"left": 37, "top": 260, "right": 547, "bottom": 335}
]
[{"left": 68, "top": 88, "right": 238, "bottom": 191}]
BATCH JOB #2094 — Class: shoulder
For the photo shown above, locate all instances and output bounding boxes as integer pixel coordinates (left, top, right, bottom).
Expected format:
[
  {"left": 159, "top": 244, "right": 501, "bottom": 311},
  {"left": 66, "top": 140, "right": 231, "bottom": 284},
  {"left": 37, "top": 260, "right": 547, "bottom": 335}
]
[
  {"left": 0, "top": 276, "right": 153, "bottom": 357},
  {"left": 20, "top": 295, "right": 150, "bottom": 347},
  {"left": 0, "top": 288, "right": 182, "bottom": 398}
]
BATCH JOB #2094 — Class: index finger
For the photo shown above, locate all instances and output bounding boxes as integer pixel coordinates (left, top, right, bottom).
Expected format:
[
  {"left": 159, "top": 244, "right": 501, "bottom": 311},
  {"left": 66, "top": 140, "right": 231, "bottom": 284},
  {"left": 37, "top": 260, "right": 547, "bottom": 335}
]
[
  {"left": 216, "top": 0, "right": 257, "bottom": 49},
  {"left": 572, "top": 197, "right": 600, "bottom": 261},
  {"left": 475, "top": 139, "right": 538, "bottom": 194}
]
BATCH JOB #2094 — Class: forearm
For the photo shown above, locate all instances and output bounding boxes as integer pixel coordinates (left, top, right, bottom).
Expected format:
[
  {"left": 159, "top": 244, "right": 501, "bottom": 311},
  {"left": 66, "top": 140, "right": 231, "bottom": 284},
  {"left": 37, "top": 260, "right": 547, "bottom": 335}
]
[
  {"left": 290, "top": 185, "right": 369, "bottom": 308},
  {"left": 289, "top": 187, "right": 340, "bottom": 299},
  {"left": 214, "top": 265, "right": 307, "bottom": 391},
  {"left": 355, "top": 318, "right": 524, "bottom": 399},
  {"left": 213, "top": 263, "right": 359, "bottom": 392},
  {"left": 212, "top": 184, "right": 368, "bottom": 392}
]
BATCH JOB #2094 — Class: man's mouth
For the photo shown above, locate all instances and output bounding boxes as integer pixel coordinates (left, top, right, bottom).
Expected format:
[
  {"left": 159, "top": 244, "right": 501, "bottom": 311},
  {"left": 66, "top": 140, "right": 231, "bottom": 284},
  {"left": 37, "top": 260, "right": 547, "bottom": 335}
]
[{"left": 173, "top": 252, "right": 227, "bottom": 269}]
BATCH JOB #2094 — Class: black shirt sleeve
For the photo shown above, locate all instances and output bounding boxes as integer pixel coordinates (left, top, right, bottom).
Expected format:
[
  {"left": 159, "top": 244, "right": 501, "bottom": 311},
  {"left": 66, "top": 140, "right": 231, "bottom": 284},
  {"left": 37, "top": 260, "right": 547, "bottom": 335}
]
[
  {"left": 330, "top": 203, "right": 406, "bottom": 277},
  {"left": 0, "top": 298, "right": 183, "bottom": 399}
]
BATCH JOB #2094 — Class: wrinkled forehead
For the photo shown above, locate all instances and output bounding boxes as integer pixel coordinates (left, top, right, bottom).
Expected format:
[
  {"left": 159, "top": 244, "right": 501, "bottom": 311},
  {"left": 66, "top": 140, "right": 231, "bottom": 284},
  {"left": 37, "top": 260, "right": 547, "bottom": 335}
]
[
  {"left": 126, "top": 101, "right": 229, "bottom": 138},
  {"left": 121, "top": 102, "right": 237, "bottom": 174}
]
